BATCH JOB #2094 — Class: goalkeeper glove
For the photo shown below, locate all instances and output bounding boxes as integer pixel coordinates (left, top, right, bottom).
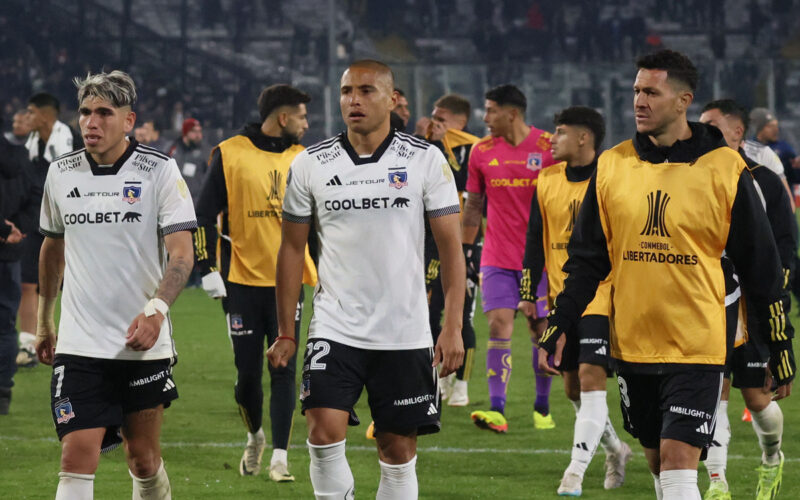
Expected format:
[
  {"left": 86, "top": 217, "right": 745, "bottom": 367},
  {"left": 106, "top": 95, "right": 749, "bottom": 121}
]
[{"left": 201, "top": 271, "right": 227, "bottom": 299}]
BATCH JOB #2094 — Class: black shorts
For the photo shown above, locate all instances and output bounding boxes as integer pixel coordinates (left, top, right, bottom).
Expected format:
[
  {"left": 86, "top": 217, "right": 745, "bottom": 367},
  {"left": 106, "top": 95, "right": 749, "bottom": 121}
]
[
  {"left": 559, "top": 315, "right": 611, "bottom": 373},
  {"left": 726, "top": 340, "right": 769, "bottom": 389},
  {"left": 50, "top": 354, "right": 178, "bottom": 441},
  {"left": 21, "top": 232, "right": 43, "bottom": 284},
  {"left": 300, "top": 339, "right": 440, "bottom": 436},
  {"left": 617, "top": 370, "right": 723, "bottom": 452}
]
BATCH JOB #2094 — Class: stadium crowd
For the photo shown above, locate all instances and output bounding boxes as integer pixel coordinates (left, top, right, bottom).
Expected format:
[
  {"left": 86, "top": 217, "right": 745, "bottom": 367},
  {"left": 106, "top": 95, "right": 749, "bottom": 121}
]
[{"left": 2, "top": 1, "right": 800, "bottom": 500}]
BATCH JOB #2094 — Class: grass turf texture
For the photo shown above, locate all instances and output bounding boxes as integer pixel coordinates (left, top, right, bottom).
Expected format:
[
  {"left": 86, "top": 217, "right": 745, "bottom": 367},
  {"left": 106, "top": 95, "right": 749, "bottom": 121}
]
[{"left": 2, "top": 286, "right": 798, "bottom": 499}]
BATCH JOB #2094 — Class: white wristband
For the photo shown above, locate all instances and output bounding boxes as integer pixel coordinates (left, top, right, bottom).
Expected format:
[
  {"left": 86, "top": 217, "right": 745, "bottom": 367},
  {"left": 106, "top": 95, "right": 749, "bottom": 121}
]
[{"left": 144, "top": 298, "right": 169, "bottom": 318}]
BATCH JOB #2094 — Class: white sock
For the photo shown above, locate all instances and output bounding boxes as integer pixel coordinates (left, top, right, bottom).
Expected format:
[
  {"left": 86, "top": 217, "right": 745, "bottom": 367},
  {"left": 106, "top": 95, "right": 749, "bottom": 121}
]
[
  {"left": 704, "top": 400, "right": 729, "bottom": 484},
  {"left": 19, "top": 331, "right": 35, "bottom": 347},
  {"left": 570, "top": 398, "right": 581, "bottom": 414},
  {"left": 751, "top": 401, "right": 783, "bottom": 465},
  {"left": 600, "top": 415, "right": 623, "bottom": 455},
  {"left": 565, "top": 391, "right": 606, "bottom": 478},
  {"left": 56, "top": 472, "right": 94, "bottom": 500},
  {"left": 652, "top": 472, "right": 663, "bottom": 500},
  {"left": 308, "top": 439, "right": 354, "bottom": 500},
  {"left": 130, "top": 459, "right": 171, "bottom": 499},
  {"left": 248, "top": 427, "right": 265, "bottom": 443},
  {"left": 377, "top": 456, "right": 418, "bottom": 500},
  {"left": 660, "top": 469, "right": 700, "bottom": 500},
  {"left": 271, "top": 448, "right": 288, "bottom": 466}
]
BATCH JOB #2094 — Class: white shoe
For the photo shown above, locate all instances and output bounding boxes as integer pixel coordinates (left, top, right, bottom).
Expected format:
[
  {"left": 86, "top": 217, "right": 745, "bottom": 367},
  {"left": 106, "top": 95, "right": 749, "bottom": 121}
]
[
  {"left": 439, "top": 372, "right": 455, "bottom": 401},
  {"left": 447, "top": 380, "right": 469, "bottom": 406},
  {"left": 239, "top": 429, "right": 266, "bottom": 476},
  {"left": 269, "top": 461, "right": 295, "bottom": 482},
  {"left": 604, "top": 441, "right": 632, "bottom": 489},
  {"left": 557, "top": 472, "right": 583, "bottom": 496}
]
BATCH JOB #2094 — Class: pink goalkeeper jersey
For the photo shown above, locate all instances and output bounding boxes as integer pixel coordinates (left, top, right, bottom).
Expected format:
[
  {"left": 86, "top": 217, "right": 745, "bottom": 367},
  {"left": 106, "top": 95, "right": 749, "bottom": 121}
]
[{"left": 466, "top": 127, "right": 554, "bottom": 270}]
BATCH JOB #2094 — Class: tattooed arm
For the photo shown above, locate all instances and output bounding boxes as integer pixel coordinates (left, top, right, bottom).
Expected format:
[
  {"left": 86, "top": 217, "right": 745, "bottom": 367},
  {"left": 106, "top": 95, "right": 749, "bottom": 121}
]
[{"left": 125, "top": 230, "right": 194, "bottom": 350}]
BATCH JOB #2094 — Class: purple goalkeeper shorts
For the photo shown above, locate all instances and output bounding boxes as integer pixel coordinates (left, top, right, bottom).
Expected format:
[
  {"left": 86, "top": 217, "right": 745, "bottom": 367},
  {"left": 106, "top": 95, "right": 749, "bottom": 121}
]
[{"left": 480, "top": 265, "right": 548, "bottom": 316}]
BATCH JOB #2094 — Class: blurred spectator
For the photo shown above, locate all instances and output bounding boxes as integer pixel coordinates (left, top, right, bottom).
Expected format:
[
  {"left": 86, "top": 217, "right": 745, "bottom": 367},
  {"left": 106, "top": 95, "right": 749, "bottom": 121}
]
[
  {"left": 750, "top": 107, "right": 800, "bottom": 189},
  {"left": 169, "top": 118, "right": 208, "bottom": 203},
  {"left": 393, "top": 88, "right": 411, "bottom": 130},
  {"left": 16, "top": 93, "right": 81, "bottom": 368},
  {"left": 3, "top": 109, "right": 30, "bottom": 146},
  {"left": 0, "top": 130, "right": 42, "bottom": 412},
  {"left": 134, "top": 118, "right": 166, "bottom": 152}
]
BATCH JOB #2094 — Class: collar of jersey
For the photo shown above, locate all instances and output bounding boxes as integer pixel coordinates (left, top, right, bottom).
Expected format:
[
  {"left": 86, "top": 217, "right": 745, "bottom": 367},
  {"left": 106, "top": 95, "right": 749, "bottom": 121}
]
[
  {"left": 565, "top": 158, "right": 597, "bottom": 182},
  {"left": 340, "top": 129, "right": 395, "bottom": 165},
  {"left": 241, "top": 123, "right": 293, "bottom": 153},
  {"left": 633, "top": 121, "right": 726, "bottom": 164},
  {"left": 86, "top": 137, "right": 138, "bottom": 176}
]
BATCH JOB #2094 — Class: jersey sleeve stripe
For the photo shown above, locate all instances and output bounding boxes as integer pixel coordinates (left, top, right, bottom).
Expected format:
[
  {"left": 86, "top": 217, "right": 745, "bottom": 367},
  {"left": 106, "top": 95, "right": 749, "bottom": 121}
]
[
  {"left": 135, "top": 145, "right": 170, "bottom": 161},
  {"left": 161, "top": 220, "right": 198, "bottom": 235},
  {"left": 426, "top": 204, "right": 460, "bottom": 218},
  {"left": 39, "top": 227, "right": 64, "bottom": 238},
  {"left": 282, "top": 211, "right": 311, "bottom": 224}
]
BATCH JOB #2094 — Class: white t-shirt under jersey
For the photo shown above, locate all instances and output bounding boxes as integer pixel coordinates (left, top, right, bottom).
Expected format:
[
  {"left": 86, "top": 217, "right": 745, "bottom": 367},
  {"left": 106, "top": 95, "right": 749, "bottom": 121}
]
[
  {"left": 743, "top": 139, "right": 785, "bottom": 178},
  {"left": 283, "top": 130, "right": 460, "bottom": 350},
  {"left": 40, "top": 139, "right": 197, "bottom": 360}
]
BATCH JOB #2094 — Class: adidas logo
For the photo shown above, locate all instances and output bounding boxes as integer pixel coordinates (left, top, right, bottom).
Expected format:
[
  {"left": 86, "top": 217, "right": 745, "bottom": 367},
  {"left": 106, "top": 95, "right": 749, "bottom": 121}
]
[
  {"left": 163, "top": 379, "right": 175, "bottom": 392},
  {"left": 574, "top": 442, "right": 589, "bottom": 451},
  {"left": 66, "top": 187, "right": 81, "bottom": 198},
  {"left": 594, "top": 346, "right": 607, "bottom": 356},
  {"left": 695, "top": 422, "right": 711, "bottom": 435},
  {"left": 488, "top": 158, "right": 499, "bottom": 166},
  {"left": 427, "top": 403, "right": 438, "bottom": 416},
  {"left": 326, "top": 175, "right": 343, "bottom": 186}
]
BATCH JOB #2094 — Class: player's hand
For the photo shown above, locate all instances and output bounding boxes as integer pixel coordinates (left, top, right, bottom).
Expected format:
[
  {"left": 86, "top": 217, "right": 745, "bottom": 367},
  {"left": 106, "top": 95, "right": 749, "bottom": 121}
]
[
  {"left": 414, "top": 117, "right": 432, "bottom": 137},
  {"left": 35, "top": 323, "right": 57, "bottom": 365},
  {"left": 429, "top": 120, "right": 447, "bottom": 142},
  {"left": 433, "top": 326, "right": 464, "bottom": 377},
  {"left": 3, "top": 220, "right": 24, "bottom": 244},
  {"left": 537, "top": 346, "right": 560, "bottom": 376},
  {"left": 463, "top": 244, "right": 480, "bottom": 284},
  {"left": 267, "top": 337, "right": 296, "bottom": 369},
  {"left": 538, "top": 324, "right": 567, "bottom": 366},
  {"left": 125, "top": 312, "right": 164, "bottom": 351},
  {"left": 766, "top": 344, "right": 795, "bottom": 400},
  {"left": 201, "top": 271, "right": 227, "bottom": 299},
  {"left": 518, "top": 300, "right": 538, "bottom": 320}
]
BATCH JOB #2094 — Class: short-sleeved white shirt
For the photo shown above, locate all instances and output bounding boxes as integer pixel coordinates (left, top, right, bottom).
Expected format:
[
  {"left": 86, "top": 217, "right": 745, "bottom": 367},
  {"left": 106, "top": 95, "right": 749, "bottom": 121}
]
[
  {"left": 40, "top": 139, "right": 197, "bottom": 360},
  {"left": 283, "top": 130, "right": 460, "bottom": 350},
  {"left": 743, "top": 139, "right": 785, "bottom": 178}
]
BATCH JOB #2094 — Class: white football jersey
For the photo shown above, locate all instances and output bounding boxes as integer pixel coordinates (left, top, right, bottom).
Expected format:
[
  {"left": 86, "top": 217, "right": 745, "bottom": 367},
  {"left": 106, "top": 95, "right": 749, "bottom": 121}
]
[
  {"left": 283, "top": 130, "right": 460, "bottom": 350},
  {"left": 40, "top": 139, "right": 197, "bottom": 360},
  {"left": 743, "top": 139, "right": 785, "bottom": 177}
]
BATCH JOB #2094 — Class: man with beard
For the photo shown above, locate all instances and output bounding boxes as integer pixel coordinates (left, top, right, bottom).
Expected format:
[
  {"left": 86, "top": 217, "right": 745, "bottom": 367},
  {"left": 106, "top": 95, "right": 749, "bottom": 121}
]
[
  {"left": 169, "top": 118, "right": 208, "bottom": 203},
  {"left": 193, "top": 84, "right": 318, "bottom": 483}
]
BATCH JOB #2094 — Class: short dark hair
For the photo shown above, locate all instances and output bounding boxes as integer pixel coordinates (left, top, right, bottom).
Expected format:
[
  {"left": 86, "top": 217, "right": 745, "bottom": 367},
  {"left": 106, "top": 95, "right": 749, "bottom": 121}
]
[
  {"left": 553, "top": 106, "right": 606, "bottom": 150},
  {"left": 636, "top": 49, "right": 698, "bottom": 92},
  {"left": 144, "top": 117, "right": 163, "bottom": 132},
  {"left": 257, "top": 84, "right": 311, "bottom": 122},
  {"left": 434, "top": 94, "right": 471, "bottom": 118},
  {"left": 29, "top": 92, "right": 60, "bottom": 113},
  {"left": 485, "top": 84, "right": 526, "bottom": 112},
  {"left": 394, "top": 88, "right": 405, "bottom": 97},
  {"left": 702, "top": 98, "right": 749, "bottom": 134}
]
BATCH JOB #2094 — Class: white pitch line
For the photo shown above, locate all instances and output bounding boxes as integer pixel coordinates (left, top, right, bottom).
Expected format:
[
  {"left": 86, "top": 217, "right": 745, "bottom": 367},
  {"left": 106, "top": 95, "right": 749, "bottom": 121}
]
[{"left": 0, "top": 435, "right": 797, "bottom": 463}]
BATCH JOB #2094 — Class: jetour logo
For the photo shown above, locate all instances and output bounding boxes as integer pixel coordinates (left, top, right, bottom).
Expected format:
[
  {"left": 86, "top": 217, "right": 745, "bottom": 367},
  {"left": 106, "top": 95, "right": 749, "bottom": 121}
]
[{"left": 640, "top": 190, "right": 671, "bottom": 237}]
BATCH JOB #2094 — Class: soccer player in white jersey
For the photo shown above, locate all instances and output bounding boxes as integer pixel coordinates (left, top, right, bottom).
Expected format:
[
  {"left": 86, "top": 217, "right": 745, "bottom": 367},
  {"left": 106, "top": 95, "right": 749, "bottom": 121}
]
[
  {"left": 268, "top": 60, "right": 466, "bottom": 499},
  {"left": 35, "top": 71, "right": 196, "bottom": 500}
]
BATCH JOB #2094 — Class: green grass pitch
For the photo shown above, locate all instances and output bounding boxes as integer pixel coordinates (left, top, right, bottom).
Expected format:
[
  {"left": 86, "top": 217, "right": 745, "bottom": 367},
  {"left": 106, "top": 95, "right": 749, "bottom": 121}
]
[{"left": 1, "top": 287, "right": 798, "bottom": 499}]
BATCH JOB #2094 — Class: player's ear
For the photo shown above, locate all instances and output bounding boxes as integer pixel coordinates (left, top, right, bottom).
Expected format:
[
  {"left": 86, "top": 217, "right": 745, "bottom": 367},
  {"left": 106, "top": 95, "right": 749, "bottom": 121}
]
[{"left": 124, "top": 110, "right": 136, "bottom": 133}]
